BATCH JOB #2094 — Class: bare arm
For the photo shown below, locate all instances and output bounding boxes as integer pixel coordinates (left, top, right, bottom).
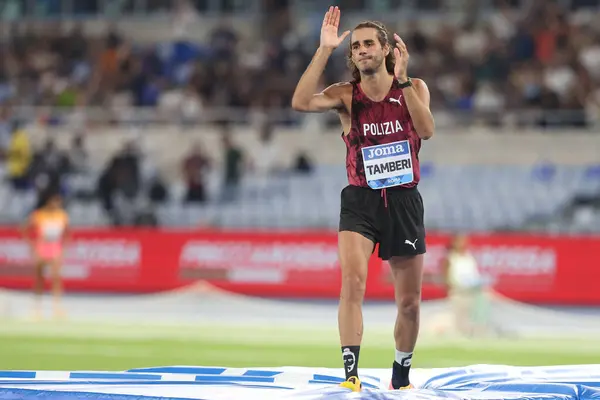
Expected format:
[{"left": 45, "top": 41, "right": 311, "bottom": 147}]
[
  {"left": 401, "top": 78, "right": 435, "bottom": 140},
  {"left": 441, "top": 256, "right": 451, "bottom": 287},
  {"left": 21, "top": 214, "right": 34, "bottom": 248},
  {"left": 291, "top": 6, "right": 350, "bottom": 113},
  {"left": 20, "top": 218, "right": 30, "bottom": 238},
  {"left": 62, "top": 214, "right": 71, "bottom": 244},
  {"left": 392, "top": 33, "right": 435, "bottom": 140},
  {"left": 291, "top": 48, "right": 343, "bottom": 112}
]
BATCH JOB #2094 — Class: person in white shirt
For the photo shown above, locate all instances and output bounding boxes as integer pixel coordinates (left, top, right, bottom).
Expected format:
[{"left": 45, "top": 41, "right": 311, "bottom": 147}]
[{"left": 442, "top": 234, "right": 486, "bottom": 336}]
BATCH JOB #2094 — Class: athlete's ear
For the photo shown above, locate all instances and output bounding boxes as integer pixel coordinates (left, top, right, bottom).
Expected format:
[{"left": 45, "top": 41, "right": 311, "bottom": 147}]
[{"left": 383, "top": 43, "right": 390, "bottom": 57}]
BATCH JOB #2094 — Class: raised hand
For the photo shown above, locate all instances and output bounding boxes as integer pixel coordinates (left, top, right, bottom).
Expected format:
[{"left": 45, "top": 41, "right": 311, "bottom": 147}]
[
  {"left": 320, "top": 6, "right": 350, "bottom": 50},
  {"left": 393, "top": 33, "right": 409, "bottom": 81}
]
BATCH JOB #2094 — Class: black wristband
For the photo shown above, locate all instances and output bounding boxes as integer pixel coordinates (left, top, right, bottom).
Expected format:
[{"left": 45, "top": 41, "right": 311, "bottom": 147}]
[{"left": 397, "top": 77, "right": 412, "bottom": 88}]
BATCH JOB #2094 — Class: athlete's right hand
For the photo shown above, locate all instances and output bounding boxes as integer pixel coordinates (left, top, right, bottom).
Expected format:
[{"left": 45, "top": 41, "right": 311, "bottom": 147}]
[{"left": 320, "top": 6, "right": 350, "bottom": 50}]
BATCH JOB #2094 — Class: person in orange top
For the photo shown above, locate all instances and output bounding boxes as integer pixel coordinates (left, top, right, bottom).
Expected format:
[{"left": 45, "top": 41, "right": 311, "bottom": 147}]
[{"left": 22, "top": 191, "right": 70, "bottom": 319}]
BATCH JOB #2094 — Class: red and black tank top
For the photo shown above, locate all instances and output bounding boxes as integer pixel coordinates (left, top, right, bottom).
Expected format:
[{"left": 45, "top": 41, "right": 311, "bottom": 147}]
[{"left": 342, "top": 79, "right": 422, "bottom": 190}]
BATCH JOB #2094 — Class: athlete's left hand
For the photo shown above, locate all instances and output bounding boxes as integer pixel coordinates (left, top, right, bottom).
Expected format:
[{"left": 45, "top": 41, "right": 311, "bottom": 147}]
[{"left": 393, "top": 33, "right": 409, "bottom": 82}]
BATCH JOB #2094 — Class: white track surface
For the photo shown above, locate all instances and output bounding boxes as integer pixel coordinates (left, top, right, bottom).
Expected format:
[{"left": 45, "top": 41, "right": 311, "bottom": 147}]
[
  {"left": 1, "top": 284, "right": 600, "bottom": 399},
  {"left": 0, "top": 282, "right": 599, "bottom": 338}
]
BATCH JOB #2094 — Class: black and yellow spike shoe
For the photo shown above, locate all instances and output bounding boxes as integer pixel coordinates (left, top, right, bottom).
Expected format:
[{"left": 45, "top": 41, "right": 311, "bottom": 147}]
[{"left": 339, "top": 376, "right": 362, "bottom": 392}]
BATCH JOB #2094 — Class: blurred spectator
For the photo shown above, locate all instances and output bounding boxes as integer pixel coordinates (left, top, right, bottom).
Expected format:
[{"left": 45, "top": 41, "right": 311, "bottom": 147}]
[
  {"left": 171, "top": 0, "right": 199, "bottom": 39},
  {"left": 159, "top": 84, "right": 204, "bottom": 127},
  {"left": 28, "top": 138, "right": 70, "bottom": 197},
  {"left": 182, "top": 142, "right": 211, "bottom": 203},
  {"left": 252, "top": 122, "right": 279, "bottom": 177},
  {"left": 219, "top": 126, "right": 245, "bottom": 203},
  {"left": 293, "top": 152, "right": 313, "bottom": 174},
  {"left": 0, "top": 108, "right": 13, "bottom": 162},
  {"left": 148, "top": 174, "right": 169, "bottom": 205},
  {"left": 209, "top": 19, "right": 239, "bottom": 61},
  {"left": 67, "top": 133, "right": 89, "bottom": 175},
  {"left": 442, "top": 234, "right": 489, "bottom": 337},
  {"left": 6, "top": 121, "right": 31, "bottom": 191},
  {"left": 97, "top": 141, "right": 141, "bottom": 226}
]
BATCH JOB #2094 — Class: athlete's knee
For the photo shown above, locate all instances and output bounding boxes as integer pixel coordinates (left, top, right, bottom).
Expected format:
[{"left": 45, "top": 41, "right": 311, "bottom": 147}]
[
  {"left": 50, "top": 270, "right": 61, "bottom": 282},
  {"left": 340, "top": 271, "right": 367, "bottom": 303},
  {"left": 34, "top": 263, "right": 44, "bottom": 277},
  {"left": 397, "top": 295, "right": 420, "bottom": 321}
]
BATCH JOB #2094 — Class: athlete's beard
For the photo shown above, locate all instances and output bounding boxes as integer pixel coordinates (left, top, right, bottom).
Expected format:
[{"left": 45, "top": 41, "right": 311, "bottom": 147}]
[{"left": 358, "top": 55, "right": 384, "bottom": 77}]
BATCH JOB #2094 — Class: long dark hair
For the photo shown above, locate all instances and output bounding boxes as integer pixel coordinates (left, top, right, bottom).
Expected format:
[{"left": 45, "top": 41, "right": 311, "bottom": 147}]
[
  {"left": 346, "top": 21, "right": 396, "bottom": 82},
  {"left": 35, "top": 186, "right": 61, "bottom": 210}
]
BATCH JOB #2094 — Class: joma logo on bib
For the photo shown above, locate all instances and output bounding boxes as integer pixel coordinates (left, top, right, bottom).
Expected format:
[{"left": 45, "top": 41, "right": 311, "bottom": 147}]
[
  {"left": 361, "top": 140, "right": 414, "bottom": 189},
  {"left": 365, "top": 143, "right": 406, "bottom": 160},
  {"left": 363, "top": 120, "right": 403, "bottom": 136}
]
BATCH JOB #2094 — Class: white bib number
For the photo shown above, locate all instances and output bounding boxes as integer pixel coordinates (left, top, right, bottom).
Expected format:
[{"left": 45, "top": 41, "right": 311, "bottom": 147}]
[
  {"left": 361, "top": 140, "right": 414, "bottom": 189},
  {"left": 41, "top": 222, "right": 65, "bottom": 242}
]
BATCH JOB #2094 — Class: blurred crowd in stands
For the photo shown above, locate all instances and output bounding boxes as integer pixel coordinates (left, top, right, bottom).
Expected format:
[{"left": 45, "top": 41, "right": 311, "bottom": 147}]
[
  {"left": 0, "top": 108, "right": 312, "bottom": 226},
  {"left": 0, "top": 0, "right": 599, "bottom": 227},
  {"left": 0, "top": 0, "right": 599, "bottom": 129}
]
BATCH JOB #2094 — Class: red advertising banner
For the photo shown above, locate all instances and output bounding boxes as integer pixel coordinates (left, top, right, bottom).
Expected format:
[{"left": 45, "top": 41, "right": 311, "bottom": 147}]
[
  {"left": 417, "top": 234, "right": 599, "bottom": 304},
  {"left": 0, "top": 228, "right": 598, "bottom": 305}
]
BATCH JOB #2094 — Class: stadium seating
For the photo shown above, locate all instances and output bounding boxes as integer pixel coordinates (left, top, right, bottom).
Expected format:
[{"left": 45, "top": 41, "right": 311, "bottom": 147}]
[
  {"left": 1, "top": 0, "right": 599, "bottom": 235},
  {"left": 2, "top": 162, "right": 598, "bottom": 233}
]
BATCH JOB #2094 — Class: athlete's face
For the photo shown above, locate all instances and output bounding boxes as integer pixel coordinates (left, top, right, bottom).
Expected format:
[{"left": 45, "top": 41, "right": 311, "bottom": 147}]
[
  {"left": 452, "top": 235, "right": 469, "bottom": 253},
  {"left": 47, "top": 196, "right": 62, "bottom": 210},
  {"left": 350, "top": 28, "right": 389, "bottom": 76}
]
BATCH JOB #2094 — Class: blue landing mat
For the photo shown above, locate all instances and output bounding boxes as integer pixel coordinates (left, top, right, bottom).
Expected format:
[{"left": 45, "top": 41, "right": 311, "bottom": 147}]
[{"left": 1, "top": 364, "right": 599, "bottom": 399}]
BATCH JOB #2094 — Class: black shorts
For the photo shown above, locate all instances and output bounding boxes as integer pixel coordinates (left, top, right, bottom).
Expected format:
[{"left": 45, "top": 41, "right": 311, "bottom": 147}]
[{"left": 339, "top": 185, "right": 426, "bottom": 260}]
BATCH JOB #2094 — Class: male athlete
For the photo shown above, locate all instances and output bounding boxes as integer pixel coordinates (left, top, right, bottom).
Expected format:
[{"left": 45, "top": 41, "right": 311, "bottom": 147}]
[{"left": 291, "top": 6, "right": 434, "bottom": 392}]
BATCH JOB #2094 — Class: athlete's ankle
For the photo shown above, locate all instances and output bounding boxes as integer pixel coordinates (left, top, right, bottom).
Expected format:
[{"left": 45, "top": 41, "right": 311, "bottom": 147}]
[
  {"left": 342, "top": 346, "right": 360, "bottom": 380},
  {"left": 391, "top": 361, "right": 410, "bottom": 388},
  {"left": 391, "top": 350, "right": 413, "bottom": 389}
]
